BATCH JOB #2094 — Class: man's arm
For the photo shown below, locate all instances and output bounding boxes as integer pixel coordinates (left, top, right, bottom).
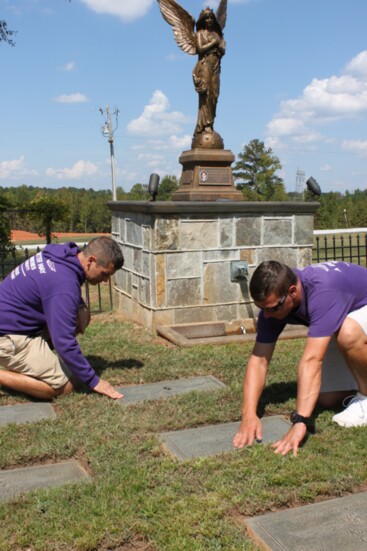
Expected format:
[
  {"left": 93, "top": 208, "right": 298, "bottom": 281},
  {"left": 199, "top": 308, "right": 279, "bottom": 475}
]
[
  {"left": 233, "top": 342, "right": 276, "bottom": 448},
  {"left": 272, "top": 336, "right": 331, "bottom": 456},
  {"left": 44, "top": 294, "right": 123, "bottom": 399}
]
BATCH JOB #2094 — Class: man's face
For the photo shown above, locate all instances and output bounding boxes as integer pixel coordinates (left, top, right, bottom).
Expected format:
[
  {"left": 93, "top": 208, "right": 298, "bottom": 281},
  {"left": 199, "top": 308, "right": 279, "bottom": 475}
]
[
  {"left": 254, "top": 290, "right": 294, "bottom": 320},
  {"left": 85, "top": 258, "right": 116, "bottom": 285}
]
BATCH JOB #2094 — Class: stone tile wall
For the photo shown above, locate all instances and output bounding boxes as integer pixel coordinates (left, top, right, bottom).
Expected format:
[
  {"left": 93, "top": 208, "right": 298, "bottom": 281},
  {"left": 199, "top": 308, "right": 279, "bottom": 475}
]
[{"left": 109, "top": 202, "right": 318, "bottom": 329}]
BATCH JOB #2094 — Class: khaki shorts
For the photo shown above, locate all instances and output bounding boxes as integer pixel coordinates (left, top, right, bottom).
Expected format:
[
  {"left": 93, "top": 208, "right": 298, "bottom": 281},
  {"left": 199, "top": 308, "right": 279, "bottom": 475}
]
[
  {"left": 320, "top": 305, "right": 367, "bottom": 393},
  {"left": 0, "top": 334, "right": 72, "bottom": 390}
]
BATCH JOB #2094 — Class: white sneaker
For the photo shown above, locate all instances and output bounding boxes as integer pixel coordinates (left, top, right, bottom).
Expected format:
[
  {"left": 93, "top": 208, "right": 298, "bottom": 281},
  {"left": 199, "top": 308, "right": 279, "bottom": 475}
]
[{"left": 332, "top": 392, "right": 367, "bottom": 427}]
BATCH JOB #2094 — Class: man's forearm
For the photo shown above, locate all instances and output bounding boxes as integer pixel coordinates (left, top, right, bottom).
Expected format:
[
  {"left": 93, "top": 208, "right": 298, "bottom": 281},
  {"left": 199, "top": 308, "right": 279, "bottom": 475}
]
[
  {"left": 296, "top": 358, "right": 322, "bottom": 417},
  {"left": 242, "top": 359, "right": 268, "bottom": 417}
]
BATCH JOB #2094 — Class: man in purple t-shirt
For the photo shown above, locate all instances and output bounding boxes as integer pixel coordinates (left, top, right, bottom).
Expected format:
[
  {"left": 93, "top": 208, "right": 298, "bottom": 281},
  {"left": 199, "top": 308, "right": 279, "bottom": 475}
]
[{"left": 233, "top": 260, "right": 367, "bottom": 457}]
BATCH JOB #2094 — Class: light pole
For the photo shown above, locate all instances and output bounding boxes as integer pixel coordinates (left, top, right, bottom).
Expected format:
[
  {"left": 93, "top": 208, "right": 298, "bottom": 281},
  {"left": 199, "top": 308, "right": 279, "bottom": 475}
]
[{"left": 100, "top": 105, "right": 119, "bottom": 201}]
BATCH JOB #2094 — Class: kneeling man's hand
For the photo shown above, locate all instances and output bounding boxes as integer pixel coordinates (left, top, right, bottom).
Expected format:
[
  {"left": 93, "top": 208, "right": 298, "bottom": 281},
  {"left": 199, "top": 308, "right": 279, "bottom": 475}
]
[
  {"left": 93, "top": 379, "right": 124, "bottom": 400},
  {"left": 271, "top": 423, "right": 307, "bottom": 457},
  {"left": 233, "top": 415, "right": 263, "bottom": 448}
]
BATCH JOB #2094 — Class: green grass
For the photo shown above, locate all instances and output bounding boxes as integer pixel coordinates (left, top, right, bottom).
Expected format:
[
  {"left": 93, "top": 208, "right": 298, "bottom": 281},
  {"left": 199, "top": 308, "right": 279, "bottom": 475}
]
[{"left": 0, "top": 317, "right": 366, "bottom": 550}]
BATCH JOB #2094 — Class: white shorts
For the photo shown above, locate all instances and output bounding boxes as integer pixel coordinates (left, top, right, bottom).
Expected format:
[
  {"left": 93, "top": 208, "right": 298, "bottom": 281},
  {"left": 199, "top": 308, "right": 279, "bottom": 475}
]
[{"left": 320, "top": 305, "right": 367, "bottom": 393}]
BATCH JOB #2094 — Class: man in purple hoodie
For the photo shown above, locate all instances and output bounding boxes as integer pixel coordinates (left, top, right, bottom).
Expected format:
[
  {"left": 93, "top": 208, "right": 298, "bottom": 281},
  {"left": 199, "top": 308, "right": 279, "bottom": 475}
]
[{"left": 0, "top": 236, "right": 124, "bottom": 401}]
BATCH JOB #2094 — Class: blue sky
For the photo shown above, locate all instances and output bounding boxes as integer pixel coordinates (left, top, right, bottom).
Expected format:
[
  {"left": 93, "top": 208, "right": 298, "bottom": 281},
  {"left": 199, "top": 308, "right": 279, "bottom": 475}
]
[{"left": 1, "top": 0, "right": 367, "bottom": 194}]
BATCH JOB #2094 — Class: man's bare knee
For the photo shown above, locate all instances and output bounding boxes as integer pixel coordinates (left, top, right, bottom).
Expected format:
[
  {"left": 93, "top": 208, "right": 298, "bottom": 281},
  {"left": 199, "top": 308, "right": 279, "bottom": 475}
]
[
  {"left": 318, "top": 390, "right": 356, "bottom": 409},
  {"left": 338, "top": 318, "right": 365, "bottom": 353},
  {"left": 53, "top": 380, "right": 74, "bottom": 398}
]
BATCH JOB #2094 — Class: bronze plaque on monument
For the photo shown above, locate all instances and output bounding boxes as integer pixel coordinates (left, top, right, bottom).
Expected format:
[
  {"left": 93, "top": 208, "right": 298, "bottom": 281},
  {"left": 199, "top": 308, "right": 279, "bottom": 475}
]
[{"left": 172, "top": 149, "right": 243, "bottom": 201}]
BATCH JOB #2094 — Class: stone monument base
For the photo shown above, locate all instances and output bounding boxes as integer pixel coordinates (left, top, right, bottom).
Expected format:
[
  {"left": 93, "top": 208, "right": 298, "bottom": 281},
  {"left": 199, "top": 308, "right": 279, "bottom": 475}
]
[
  {"left": 172, "top": 148, "right": 243, "bottom": 202},
  {"left": 108, "top": 201, "right": 318, "bottom": 331}
]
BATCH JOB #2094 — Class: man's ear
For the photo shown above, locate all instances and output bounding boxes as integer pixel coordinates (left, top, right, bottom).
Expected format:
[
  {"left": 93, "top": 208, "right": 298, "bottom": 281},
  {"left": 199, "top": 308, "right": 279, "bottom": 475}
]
[
  {"left": 86, "top": 255, "right": 96, "bottom": 268},
  {"left": 289, "top": 284, "right": 298, "bottom": 298}
]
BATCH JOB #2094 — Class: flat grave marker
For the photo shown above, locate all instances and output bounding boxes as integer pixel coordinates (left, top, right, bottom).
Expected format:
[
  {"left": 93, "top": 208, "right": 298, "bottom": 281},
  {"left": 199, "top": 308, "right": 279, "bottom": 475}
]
[
  {"left": 0, "top": 403, "right": 56, "bottom": 426},
  {"left": 116, "top": 375, "right": 226, "bottom": 405},
  {"left": 159, "top": 416, "right": 291, "bottom": 460},
  {"left": 244, "top": 491, "right": 367, "bottom": 551},
  {"left": 0, "top": 460, "right": 90, "bottom": 503}
]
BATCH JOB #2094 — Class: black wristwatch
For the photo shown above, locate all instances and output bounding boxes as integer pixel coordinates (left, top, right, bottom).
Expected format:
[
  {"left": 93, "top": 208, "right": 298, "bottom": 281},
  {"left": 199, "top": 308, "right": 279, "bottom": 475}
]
[{"left": 290, "top": 411, "right": 311, "bottom": 426}]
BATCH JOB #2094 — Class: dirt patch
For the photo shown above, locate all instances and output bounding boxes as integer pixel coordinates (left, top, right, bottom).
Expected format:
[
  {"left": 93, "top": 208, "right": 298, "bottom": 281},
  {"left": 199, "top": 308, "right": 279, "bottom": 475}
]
[{"left": 11, "top": 231, "right": 109, "bottom": 243}]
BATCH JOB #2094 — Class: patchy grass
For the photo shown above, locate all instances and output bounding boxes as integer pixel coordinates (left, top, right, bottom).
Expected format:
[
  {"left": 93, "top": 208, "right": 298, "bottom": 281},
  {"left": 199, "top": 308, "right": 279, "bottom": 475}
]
[{"left": 0, "top": 316, "right": 366, "bottom": 550}]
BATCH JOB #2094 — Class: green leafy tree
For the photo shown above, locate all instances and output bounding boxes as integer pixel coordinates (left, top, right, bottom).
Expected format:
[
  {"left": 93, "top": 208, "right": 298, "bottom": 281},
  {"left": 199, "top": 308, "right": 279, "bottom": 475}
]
[
  {"left": 116, "top": 186, "right": 128, "bottom": 201},
  {"left": 28, "top": 194, "right": 68, "bottom": 244},
  {"left": 314, "top": 192, "right": 345, "bottom": 229},
  {"left": 0, "top": 198, "right": 12, "bottom": 257},
  {"left": 157, "top": 175, "right": 179, "bottom": 200},
  {"left": 128, "top": 184, "right": 150, "bottom": 201},
  {"left": 233, "top": 139, "right": 287, "bottom": 201},
  {"left": 0, "top": 21, "right": 16, "bottom": 46}
]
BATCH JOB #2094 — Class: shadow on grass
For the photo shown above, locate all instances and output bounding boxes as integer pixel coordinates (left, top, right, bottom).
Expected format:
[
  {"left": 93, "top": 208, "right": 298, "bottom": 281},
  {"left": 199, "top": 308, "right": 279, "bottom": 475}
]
[
  {"left": 87, "top": 355, "right": 144, "bottom": 375},
  {"left": 257, "top": 381, "right": 297, "bottom": 417}
]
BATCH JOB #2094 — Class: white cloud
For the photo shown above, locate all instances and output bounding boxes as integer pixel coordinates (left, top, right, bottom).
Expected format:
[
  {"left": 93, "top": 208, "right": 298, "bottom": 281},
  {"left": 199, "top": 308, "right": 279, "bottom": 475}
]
[
  {"left": 320, "top": 164, "right": 332, "bottom": 172},
  {"left": 267, "top": 117, "right": 306, "bottom": 136},
  {"left": 60, "top": 61, "right": 76, "bottom": 72},
  {"left": 46, "top": 160, "right": 98, "bottom": 180},
  {"left": 0, "top": 156, "right": 38, "bottom": 180},
  {"left": 346, "top": 51, "right": 367, "bottom": 77},
  {"left": 266, "top": 50, "right": 367, "bottom": 145},
  {"left": 341, "top": 139, "right": 367, "bottom": 157},
  {"left": 127, "top": 90, "right": 189, "bottom": 137},
  {"left": 79, "top": 0, "right": 153, "bottom": 22},
  {"left": 138, "top": 153, "right": 164, "bottom": 161},
  {"left": 168, "top": 134, "right": 192, "bottom": 149},
  {"left": 53, "top": 93, "right": 89, "bottom": 104},
  {"left": 165, "top": 53, "right": 181, "bottom": 62}
]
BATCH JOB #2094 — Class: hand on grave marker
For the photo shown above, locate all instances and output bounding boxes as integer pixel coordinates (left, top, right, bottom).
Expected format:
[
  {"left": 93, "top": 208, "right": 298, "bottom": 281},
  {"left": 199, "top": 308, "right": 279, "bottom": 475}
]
[
  {"left": 271, "top": 423, "right": 307, "bottom": 457},
  {"left": 93, "top": 379, "right": 123, "bottom": 400},
  {"left": 233, "top": 415, "right": 262, "bottom": 448}
]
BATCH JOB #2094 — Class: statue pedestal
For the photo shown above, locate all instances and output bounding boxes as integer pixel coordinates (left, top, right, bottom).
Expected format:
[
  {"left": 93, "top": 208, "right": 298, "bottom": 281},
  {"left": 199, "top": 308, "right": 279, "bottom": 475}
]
[
  {"left": 172, "top": 149, "right": 243, "bottom": 202},
  {"left": 108, "top": 201, "right": 319, "bottom": 330}
]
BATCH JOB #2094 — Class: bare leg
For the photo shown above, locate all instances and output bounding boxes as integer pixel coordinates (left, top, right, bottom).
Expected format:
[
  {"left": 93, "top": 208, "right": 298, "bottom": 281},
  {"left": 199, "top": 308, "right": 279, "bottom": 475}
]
[
  {"left": 0, "top": 369, "right": 73, "bottom": 400},
  {"left": 318, "top": 390, "right": 356, "bottom": 409},
  {"left": 337, "top": 318, "right": 367, "bottom": 395}
]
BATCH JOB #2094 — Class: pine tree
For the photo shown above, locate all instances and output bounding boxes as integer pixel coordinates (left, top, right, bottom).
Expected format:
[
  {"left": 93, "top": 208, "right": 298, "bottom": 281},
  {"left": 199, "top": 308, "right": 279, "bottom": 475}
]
[{"left": 233, "top": 139, "right": 287, "bottom": 201}]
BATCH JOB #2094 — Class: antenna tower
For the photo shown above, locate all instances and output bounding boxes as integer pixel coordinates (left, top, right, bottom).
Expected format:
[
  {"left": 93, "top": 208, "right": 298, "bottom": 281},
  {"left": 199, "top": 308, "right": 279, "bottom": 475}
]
[{"left": 295, "top": 168, "right": 305, "bottom": 200}]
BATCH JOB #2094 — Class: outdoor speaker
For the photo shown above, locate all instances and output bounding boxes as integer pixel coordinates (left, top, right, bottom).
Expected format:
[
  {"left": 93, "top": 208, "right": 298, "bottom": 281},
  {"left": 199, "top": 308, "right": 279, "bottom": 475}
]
[
  {"left": 306, "top": 177, "right": 321, "bottom": 196},
  {"left": 148, "top": 173, "right": 160, "bottom": 201}
]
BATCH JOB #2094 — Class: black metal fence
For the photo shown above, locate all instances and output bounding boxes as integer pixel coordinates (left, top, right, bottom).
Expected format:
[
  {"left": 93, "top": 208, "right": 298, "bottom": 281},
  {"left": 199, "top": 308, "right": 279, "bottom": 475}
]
[
  {"left": 313, "top": 230, "right": 367, "bottom": 266},
  {"left": 0, "top": 246, "right": 113, "bottom": 313}
]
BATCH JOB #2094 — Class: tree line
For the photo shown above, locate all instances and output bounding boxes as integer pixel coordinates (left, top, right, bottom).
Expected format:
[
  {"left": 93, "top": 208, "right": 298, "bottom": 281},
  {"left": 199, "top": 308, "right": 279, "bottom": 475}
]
[{"left": 1, "top": 139, "right": 367, "bottom": 251}]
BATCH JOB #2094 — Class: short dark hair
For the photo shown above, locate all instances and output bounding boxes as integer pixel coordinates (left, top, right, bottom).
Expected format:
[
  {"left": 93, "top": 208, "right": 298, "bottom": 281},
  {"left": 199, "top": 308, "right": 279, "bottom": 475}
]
[
  {"left": 249, "top": 261, "right": 298, "bottom": 302},
  {"left": 83, "top": 237, "right": 124, "bottom": 270}
]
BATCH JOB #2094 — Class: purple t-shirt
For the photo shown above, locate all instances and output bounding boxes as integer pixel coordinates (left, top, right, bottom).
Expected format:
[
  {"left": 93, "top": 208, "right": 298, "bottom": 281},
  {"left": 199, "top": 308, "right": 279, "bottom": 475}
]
[{"left": 257, "top": 261, "right": 367, "bottom": 343}]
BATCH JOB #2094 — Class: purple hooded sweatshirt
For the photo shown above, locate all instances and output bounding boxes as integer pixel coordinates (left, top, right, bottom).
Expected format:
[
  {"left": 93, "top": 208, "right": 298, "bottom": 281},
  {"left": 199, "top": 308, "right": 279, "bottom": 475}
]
[{"left": 0, "top": 242, "right": 99, "bottom": 389}]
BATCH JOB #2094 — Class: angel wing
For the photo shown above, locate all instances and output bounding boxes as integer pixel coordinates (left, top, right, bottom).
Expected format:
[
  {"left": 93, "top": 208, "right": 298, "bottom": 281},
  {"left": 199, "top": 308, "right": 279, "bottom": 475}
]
[
  {"left": 216, "top": 0, "right": 227, "bottom": 31},
  {"left": 157, "top": 0, "right": 196, "bottom": 55}
]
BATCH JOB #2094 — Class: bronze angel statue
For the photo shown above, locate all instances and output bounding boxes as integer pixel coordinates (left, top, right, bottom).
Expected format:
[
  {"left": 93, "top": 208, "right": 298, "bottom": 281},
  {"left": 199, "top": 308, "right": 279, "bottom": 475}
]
[{"left": 157, "top": 0, "right": 227, "bottom": 148}]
